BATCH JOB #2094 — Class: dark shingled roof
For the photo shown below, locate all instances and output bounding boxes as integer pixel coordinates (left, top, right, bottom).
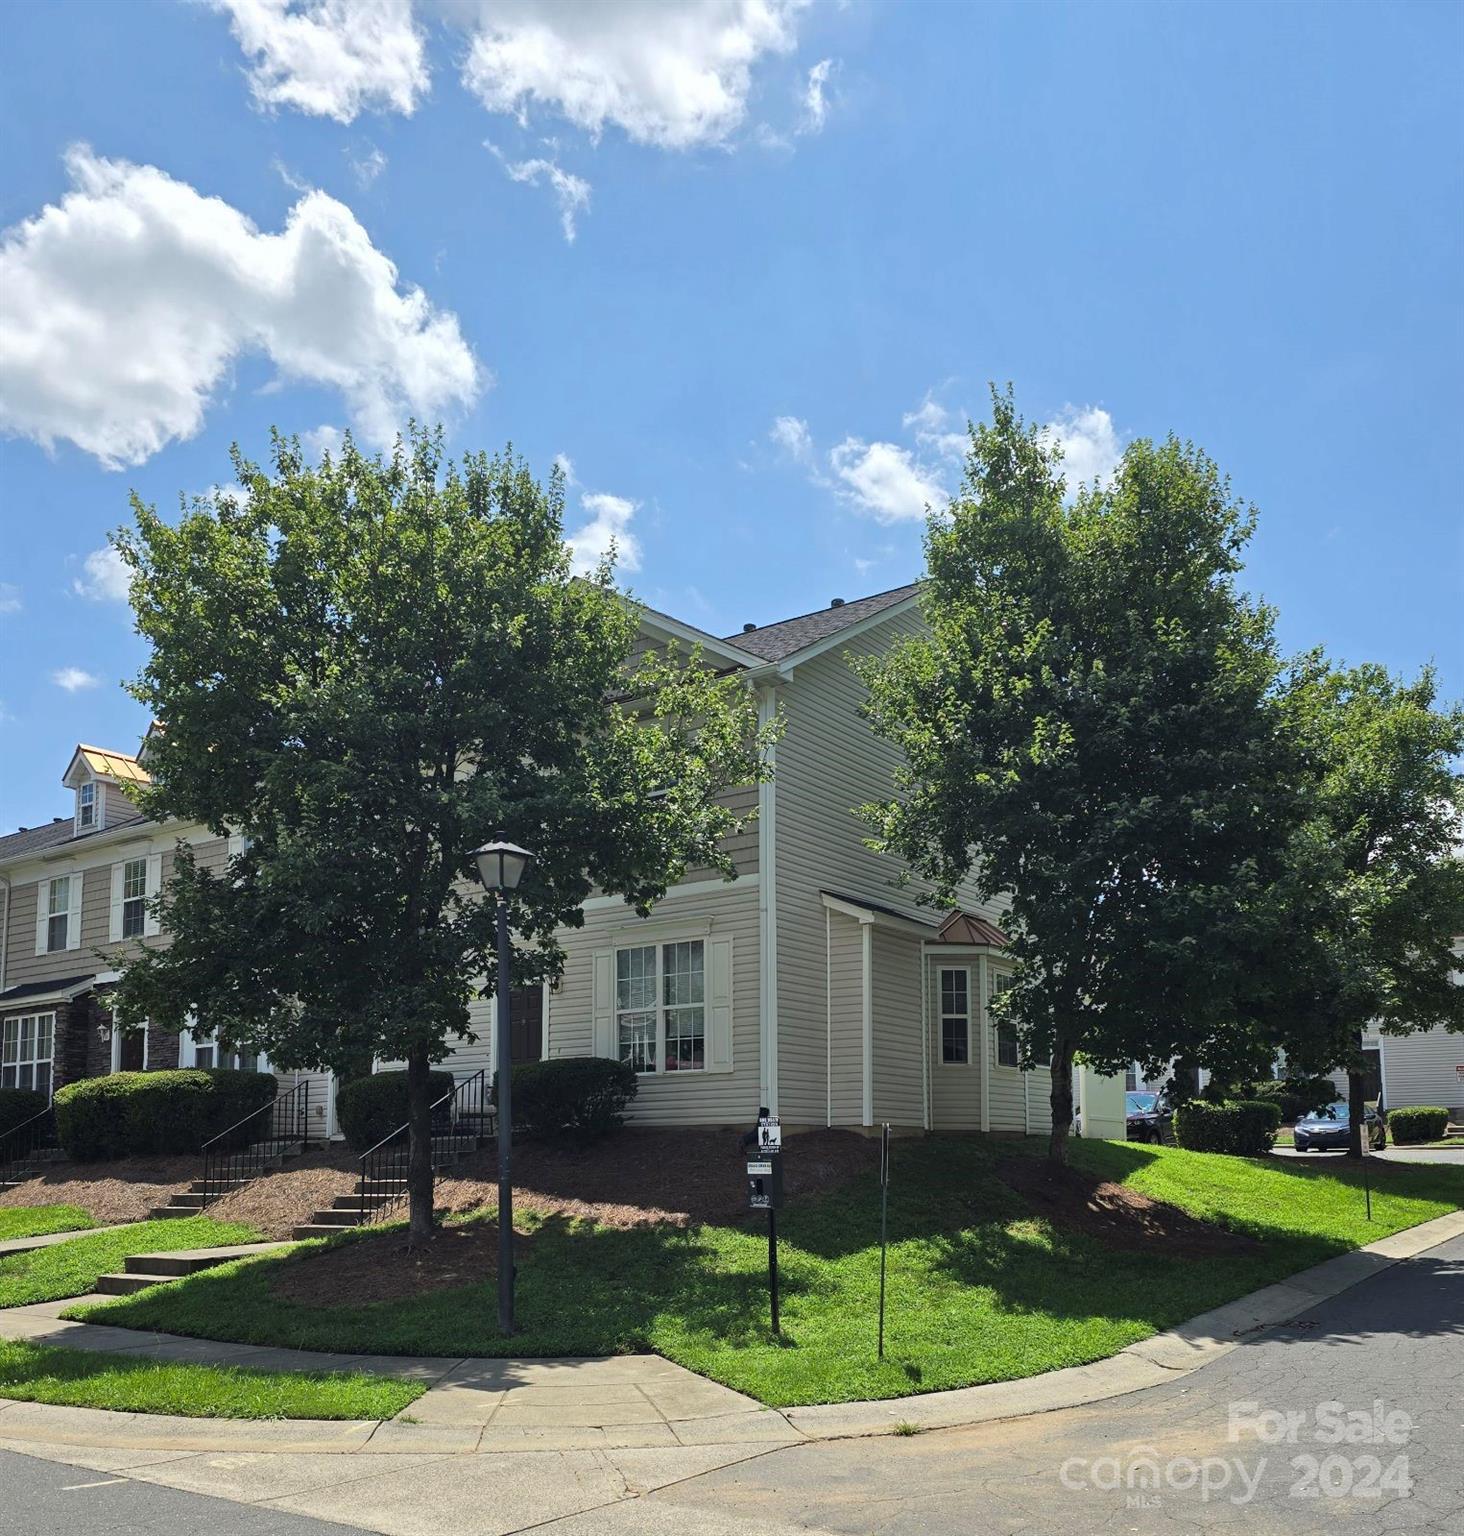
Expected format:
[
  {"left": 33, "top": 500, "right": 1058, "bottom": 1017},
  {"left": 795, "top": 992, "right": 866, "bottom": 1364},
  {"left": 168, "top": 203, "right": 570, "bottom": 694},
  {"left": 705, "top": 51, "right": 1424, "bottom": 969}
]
[
  {"left": 726, "top": 583, "right": 921, "bottom": 662},
  {"left": 0, "top": 814, "right": 150, "bottom": 865},
  {"left": 0, "top": 974, "right": 98, "bottom": 1004}
]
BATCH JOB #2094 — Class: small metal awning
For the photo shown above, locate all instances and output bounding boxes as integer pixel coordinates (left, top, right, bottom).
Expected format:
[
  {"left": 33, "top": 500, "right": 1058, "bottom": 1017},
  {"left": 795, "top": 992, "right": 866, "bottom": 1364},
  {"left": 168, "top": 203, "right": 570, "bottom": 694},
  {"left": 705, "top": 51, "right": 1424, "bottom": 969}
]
[{"left": 930, "top": 912, "right": 1009, "bottom": 948}]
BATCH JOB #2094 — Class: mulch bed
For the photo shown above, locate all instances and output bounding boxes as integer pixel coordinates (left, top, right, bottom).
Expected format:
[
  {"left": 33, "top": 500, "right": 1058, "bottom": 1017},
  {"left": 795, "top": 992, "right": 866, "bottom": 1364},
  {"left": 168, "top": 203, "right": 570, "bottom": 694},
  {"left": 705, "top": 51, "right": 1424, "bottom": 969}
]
[
  {"left": 997, "top": 1157, "right": 1263, "bottom": 1258},
  {"left": 207, "top": 1146, "right": 360, "bottom": 1240},
  {"left": 270, "top": 1222, "right": 513, "bottom": 1306},
  {"left": 0, "top": 1156, "right": 197, "bottom": 1226}
]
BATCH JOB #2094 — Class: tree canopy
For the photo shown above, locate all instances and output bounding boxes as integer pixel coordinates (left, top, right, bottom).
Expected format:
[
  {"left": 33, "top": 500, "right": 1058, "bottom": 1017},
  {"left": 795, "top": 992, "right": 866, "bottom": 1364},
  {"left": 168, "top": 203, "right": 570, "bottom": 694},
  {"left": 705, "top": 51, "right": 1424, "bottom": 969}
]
[
  {"left": 859, "top": 390, "right": 1298, "bottom": 1160},
  {"left": 112, "top": 427, "right": 775, "bottom": 1237}
]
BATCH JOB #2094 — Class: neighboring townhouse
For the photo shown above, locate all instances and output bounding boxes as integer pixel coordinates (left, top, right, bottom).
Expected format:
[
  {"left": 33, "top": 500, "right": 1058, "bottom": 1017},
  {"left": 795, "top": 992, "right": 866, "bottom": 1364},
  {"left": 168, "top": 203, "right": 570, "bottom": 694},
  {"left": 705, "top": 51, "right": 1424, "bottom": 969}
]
[{"left": 1, "top": 586, "right": 1058, "bottom": 1138}]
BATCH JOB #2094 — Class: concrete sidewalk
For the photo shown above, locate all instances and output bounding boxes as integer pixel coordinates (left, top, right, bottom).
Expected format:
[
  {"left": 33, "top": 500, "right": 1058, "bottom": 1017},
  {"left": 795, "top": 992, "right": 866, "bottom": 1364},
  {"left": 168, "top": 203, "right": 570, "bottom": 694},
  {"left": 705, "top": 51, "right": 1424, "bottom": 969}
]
[{"left": 0, "top": 1206, "right": 1461, "bottom": 1458}]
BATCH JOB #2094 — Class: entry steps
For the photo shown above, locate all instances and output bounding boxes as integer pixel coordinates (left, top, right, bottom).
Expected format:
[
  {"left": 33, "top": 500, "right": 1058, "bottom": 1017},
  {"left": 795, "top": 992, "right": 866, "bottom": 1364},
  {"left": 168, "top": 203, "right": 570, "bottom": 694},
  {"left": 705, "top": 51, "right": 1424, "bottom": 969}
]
[
  {"left": 93, "top": 1242, "right": 288, "bottom": 1295},
  {"left": 291, "top": 1130, "right": 484, "bottom": 1241}
]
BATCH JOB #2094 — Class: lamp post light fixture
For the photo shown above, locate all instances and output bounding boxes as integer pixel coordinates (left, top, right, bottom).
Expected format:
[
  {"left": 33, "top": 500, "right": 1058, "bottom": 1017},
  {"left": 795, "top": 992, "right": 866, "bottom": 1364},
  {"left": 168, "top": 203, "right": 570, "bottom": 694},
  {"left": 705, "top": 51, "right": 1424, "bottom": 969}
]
[{"left": 470, "top": 832, "right": 534, "bottom": 1335}]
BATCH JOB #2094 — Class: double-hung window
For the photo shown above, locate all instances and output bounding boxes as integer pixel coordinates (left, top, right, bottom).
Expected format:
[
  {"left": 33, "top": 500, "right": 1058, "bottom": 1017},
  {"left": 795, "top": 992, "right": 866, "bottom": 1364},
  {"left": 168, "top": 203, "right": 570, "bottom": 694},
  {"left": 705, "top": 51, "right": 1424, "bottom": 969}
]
[
  {"left": 46, "top": 877, "right": 72, "bottom": 953},
  {"left": 939, "top": 968, "right": 970, "bottom": 1064},
  {"left": 616, "top": 939, "right": 706, "bottom": 1074},
  {"left": 121, "top": 858, "right": 148, "bottom": 938},
  {"left": 992, "top": 972, "right": 1021, "bottom": 1067},
  {"left": 77, "top": 782, "right": 97, "bottom": 830},
  {"left": 2, "top": 1013, "right": 54, "bottom": 1098}
]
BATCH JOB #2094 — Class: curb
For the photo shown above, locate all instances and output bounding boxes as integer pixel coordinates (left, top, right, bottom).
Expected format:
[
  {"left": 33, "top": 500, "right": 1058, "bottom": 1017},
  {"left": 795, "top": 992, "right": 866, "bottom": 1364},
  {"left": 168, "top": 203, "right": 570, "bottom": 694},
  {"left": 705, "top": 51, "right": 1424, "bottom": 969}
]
[{"left": 0, "top": 1207, "right": 1460, "bottom": 1455}]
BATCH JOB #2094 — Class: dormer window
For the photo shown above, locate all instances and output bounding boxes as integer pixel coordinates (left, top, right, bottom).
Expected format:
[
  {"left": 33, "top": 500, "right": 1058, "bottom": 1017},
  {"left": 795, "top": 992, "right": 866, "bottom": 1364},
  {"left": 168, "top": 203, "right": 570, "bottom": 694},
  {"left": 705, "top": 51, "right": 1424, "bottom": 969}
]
[{"left": 77, "top": 781, "right": 97, "bottom": 830}]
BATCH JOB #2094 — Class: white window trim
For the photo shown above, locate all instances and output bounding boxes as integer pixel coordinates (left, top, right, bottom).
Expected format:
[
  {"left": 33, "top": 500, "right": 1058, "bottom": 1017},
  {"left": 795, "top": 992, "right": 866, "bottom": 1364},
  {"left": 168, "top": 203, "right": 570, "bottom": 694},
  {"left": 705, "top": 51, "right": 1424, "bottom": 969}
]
[
  {"left": 937, "top": 965, "right": 973, "bottom": 1068},
  {"left": 37, "top": 873, "right": 82, "bottom": 955},
  {"left": 75, "top": 780, "right": 101, "bottom": 834},
  {"left": 1, "top": 1011, "right": 56, "bottom": 1100},
  {"left": 614, "top": 937, "right": 708, "bottom": 1077},
  {"left": 990, "top": 969, "right": 1021, "bottom": 1070}
]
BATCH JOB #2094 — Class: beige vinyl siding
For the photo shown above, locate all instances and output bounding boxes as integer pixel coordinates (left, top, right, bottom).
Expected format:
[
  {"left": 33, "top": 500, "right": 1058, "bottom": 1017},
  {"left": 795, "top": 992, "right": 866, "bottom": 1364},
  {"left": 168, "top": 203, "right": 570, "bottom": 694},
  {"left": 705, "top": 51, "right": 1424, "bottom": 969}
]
[
  {"left": 929, "top": 956, "right": 981, "bottom": 1130},
  {"left": 101, "top": 783, "right": 138, "bottom": 827},
  {"left": 538, "top": 879, "right": 761, "bottom": 1126},
  {"left": 773, "top": 613, "right": 1008, "bottom": 1125},
  {"left": 684, "top": 782, "right": 759, "bottom": 882},
  {"left": 1382, "top": 1026, "right": 1464, "bottom": 1113},
  {"left": 826, "top": 909, "right": 864, "bottom": 1125},
  {"left": 870, "top": 926, "right": 923, "bottom": 1126}
]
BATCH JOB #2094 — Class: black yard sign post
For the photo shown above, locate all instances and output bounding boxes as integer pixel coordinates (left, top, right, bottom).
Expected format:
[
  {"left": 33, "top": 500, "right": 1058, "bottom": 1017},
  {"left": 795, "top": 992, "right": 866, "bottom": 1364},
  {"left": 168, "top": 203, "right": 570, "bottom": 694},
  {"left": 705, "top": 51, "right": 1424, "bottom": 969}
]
[{"left": 743, "top": 1107, "right": 784, "bottom": 1339}]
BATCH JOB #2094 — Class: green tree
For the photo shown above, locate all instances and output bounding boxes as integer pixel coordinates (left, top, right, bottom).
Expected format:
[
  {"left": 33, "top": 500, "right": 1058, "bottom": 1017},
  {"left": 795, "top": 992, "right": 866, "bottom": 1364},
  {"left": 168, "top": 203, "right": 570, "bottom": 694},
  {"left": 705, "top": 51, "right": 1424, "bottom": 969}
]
[
  {"left": 112, "top": 428, "right": 774, "bottom": 1243},
  {"left": 1268, "top": 659, "right": 1464, "bottom": 1156},
  {"left": 859, "top": 390, "right": 1294, "bottom": 1164}
]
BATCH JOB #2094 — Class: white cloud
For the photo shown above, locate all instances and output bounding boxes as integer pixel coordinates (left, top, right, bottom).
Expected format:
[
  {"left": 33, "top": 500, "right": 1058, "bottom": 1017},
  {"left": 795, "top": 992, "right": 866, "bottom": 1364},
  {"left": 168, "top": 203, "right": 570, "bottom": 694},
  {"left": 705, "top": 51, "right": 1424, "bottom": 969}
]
[
  {"left": 902, "top": 393, "right": 967, "bottom": 463},
  {"left": 1044, "top": 404, "right": 1122, "bottom": 492},
  {"left": 566, "top": 490, "right": 641, "bottom": 575},
  {"left": 0, "top": 583, "right": 19, "bottom": 615},
  {"left": 769, "top": 414, "right": 814, "bottom": 463},
  {"left": 0, "top": 147, "right": 482, "bottom": 468},
  {"left": 52, "top": 666, "right": 100, "bottom": 692},
  {"left": 302, "top": 424, "right": 344, "bottom": 460},
  {"left": 487, "top": 144, "right": 591, "bottom": 242},
  {"left": 212, "top": 0, "right": 429, "bottom": 123},
  {"left": 459, "top": 0, "right": 807, "bottom": 149},
  {"left": 553, "top": 451, "right": 576, "bottom": 483},
  {"left": 829, "top": 437, "right": 946, "bottom": 523},
  {"left": 72, "top": 546, "right": 129, "bottom": 602},
  {"left": 799, "top": 57, "right": 833, "bottom": 133},
  {"left": 349, "top": 145, "right": 388, "bottom": 186}
]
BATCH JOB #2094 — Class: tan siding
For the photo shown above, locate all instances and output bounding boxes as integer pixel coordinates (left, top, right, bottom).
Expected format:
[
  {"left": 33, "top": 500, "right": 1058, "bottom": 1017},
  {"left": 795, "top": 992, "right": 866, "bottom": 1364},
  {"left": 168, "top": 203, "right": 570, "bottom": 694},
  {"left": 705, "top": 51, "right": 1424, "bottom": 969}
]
[
  {"left": 102, "top": 783, "right": 138, "bottom": 826},
  {"left": 929, "top": 956, "right": 981, "bottom": 1130},
  {"left": 773, "top": 613, "right": 1009, "bottom": 1127},
  {"left": 468, "top": 880, "right": 762, "bottom": 1127},
  {"left": 870, "top": 927, "right": 923, "bottom": 1126},
  {"left": 826, "top": 910, "right": 864, "bottom": 1126},
  {"left": 1382, "top": 1026, "right": 1464, "bottom": 1113}
]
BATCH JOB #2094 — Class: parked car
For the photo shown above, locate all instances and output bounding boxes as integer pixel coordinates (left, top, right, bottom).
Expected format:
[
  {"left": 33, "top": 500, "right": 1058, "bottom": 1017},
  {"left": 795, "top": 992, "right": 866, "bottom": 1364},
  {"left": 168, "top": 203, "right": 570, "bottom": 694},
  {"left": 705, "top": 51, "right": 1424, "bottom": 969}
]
[
  {"left": 1293, "top": 1100, "right": 1386, "bottom": 1152},
  {"left": 1125, "top": 1090, "right": 1167, "bottom": 1143}
]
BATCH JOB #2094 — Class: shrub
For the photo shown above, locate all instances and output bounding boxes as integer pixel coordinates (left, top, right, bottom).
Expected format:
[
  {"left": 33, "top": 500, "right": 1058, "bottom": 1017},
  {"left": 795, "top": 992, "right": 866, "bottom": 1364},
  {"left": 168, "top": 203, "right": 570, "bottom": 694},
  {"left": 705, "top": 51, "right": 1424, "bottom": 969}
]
[
  {"left": 1387, "top": 1106, "right": 1450, "bottom": 1145},
  {"left": 1247, "top": 1075, "right": 1338, "bottom": 1124},
  {"left": 54, "top": 1070, "right": 277, "bottom": 1160},
  {"left": 1172, "top": 1099, "right": 1278, "bottom": 1157},
  {"left": 335, "top": 1069, "right": 454, "bottom": 1150},
  {"left": 0, "top": 1088, "right": 48, "bottom": 1139},
  {"left": 500, "top": 1057, "right": 638, "bottom": 1142}
]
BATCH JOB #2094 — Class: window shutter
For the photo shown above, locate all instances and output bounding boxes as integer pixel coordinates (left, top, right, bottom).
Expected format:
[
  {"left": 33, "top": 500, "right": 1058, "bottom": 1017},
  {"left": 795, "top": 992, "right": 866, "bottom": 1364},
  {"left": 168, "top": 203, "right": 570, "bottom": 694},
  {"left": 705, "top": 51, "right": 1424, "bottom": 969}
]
[
  {"left": 108, "top": 863, "right": 125, "bottom": 943},
  {"left": 143, "top": 854, "right": 162, "bottom": 937},
  {"left": 707, "top": 935, "right": 734, "bottom": 1074},
  {"left": 591, "top": 950, "right": 615, "bottom": 1059},
  {"left": 67, "top": 872, "right": 83, "bottom": 950},
  {"left": 34, "top": 881, "right": 49, "bottom": 955}
]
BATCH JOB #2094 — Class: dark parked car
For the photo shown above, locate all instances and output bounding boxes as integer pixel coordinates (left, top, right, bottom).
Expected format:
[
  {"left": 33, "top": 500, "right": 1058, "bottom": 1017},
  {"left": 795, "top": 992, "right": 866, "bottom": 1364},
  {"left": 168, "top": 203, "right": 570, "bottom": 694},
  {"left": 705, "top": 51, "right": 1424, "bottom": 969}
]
[
  {"left": 1126, "top": 1090, "right": 1167, "bottom": 1143},
  {"left": 1293, "top": 1100, "right": 1386, "bottom": 1152}
]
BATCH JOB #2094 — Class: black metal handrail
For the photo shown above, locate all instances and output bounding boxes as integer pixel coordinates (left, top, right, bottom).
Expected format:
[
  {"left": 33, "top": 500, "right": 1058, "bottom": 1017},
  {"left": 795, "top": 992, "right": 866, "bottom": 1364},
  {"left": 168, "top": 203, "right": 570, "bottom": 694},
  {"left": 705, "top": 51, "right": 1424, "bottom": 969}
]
[
  {"left": 0, "top": 1104, "right": 58, "bottom": 1191},
  {"left": 200, "top": 1079, "right": 311, "bottom": 1210},
  {"left": 357, "top": 1069, "right": 492, "bottom": 1228}
]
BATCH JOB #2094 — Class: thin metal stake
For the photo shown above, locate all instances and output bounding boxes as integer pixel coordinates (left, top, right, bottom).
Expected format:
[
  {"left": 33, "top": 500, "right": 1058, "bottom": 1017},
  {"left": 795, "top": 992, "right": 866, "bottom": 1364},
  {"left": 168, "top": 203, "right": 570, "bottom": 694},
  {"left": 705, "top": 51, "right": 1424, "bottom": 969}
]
[
  {"left": 768, "top": 1206, "right": 780, "bottom": 1337},
  {"left": 1363, "top": 1138, "right": 1372, "bottom": 1222},
  {"left": 878, "top": 1122, "right": 890, "bottom": 1360}
]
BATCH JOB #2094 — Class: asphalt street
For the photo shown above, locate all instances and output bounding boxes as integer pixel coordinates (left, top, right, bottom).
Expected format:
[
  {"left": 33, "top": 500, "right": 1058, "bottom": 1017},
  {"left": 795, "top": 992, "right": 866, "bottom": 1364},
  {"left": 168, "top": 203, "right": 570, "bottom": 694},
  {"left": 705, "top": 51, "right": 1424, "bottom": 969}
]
[{"left": 3, "top": 1231, "right": 1461, "bottom": 1536}]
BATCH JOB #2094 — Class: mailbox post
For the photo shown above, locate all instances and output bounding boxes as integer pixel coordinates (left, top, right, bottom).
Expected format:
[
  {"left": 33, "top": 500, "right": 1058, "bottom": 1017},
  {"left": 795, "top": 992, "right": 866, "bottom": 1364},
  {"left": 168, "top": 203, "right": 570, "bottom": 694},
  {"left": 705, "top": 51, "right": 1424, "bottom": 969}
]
[{"left": 743, "top": 1108, "right": 784, "bottom": 1338}]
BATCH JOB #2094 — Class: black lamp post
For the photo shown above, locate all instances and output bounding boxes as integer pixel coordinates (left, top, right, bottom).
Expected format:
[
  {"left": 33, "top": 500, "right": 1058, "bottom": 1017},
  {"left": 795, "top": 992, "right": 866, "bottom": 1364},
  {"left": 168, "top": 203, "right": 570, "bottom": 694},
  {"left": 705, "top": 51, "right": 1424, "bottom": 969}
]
[{"left": 471, "top": 832, "right": 533, "bottom": 1335}]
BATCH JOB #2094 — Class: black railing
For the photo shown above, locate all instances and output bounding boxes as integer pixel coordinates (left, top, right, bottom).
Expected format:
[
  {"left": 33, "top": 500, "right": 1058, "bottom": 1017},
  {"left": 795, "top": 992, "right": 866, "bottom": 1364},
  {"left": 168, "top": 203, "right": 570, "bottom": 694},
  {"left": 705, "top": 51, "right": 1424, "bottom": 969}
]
[
  {"left": 0, "top": 1104, "right": 58, "bottom": 1191},
  {"left": 357, "top": 1069, "right": 492, "bottom": 1228},
  {"left": 200, "top": 1080, "right": 312, "bottom": 1210}
]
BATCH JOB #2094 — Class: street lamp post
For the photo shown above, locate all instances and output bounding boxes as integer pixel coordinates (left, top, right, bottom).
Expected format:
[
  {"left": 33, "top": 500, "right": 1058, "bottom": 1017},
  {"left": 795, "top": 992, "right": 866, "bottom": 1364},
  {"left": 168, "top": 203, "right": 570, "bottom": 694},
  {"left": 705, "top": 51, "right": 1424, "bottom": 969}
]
[{"left": 471, "top": 833, "right": 533, "bottom": 1336}]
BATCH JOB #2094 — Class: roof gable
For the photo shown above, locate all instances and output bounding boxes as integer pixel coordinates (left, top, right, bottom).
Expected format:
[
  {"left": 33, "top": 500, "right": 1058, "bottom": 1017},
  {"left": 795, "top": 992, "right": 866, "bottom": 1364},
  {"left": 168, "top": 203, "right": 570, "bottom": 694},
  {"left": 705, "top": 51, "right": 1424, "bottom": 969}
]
[
  {"left": 724, "top": 584, "right": 921, "bottom": 664},
  {"left": 62, "top": 744, "right": 150, "bottom": 790}
]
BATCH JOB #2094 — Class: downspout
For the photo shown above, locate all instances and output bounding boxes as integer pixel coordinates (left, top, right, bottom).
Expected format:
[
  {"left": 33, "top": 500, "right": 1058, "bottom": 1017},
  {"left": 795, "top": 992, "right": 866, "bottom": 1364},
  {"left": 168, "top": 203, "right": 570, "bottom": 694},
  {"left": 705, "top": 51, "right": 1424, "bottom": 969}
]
[
  {"left": 0, "top": 871, "right": 10, "bottom": 995},
  {"left": 825, "top": 907, "right": 832, "bottom": 1127},
  {"left": 861, "top": 922, "right": 873, "bottom": 1127},
  {"left": 756, "top": 683, "right": 780, "bottom": 1115},
  {"left": 920, "top": 947, "right": 930, "bottom": 1130},
  {"left": 979, "top": 954, "right": 990, "bottom": 1133}
]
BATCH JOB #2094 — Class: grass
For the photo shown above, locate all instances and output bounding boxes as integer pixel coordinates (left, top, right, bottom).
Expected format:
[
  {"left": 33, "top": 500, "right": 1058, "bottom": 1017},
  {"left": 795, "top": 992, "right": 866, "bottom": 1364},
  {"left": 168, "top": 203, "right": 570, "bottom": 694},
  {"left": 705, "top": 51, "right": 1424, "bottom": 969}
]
[
  {"left": 0, "top": 1217, "right": 262, "bottom": 1308},
  {"left": 0, "top": 1205, "right": 96, "bottom": 1242},
  {"left": 68, "top": 1139, "right": 1463, "bottom": 1409},
  {"left": 0, "top": 1338, "right": 422, "bottom": 1420}
]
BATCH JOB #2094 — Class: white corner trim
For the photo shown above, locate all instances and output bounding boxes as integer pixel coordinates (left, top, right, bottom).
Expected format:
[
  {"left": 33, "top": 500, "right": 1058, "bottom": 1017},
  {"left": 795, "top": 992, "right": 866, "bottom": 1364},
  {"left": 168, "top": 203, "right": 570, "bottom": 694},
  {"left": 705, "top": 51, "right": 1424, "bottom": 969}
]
[
  {"left": 825, "top": 906, "right": 833, "bottom": 1129},
  {"left": 758, "top": 683, "right": 779, "bottom": 1115},
  {"left": 861, "top": 922, "right": 873, "bottom": 1127},
  {"left": 979, "top": 954, "right": 991, "bottom": 1133}
]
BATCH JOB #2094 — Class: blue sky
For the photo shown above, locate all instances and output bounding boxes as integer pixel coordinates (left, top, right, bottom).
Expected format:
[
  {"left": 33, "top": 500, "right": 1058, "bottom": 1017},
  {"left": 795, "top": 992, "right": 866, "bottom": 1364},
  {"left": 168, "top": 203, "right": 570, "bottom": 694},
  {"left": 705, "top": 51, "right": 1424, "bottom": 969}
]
[{"left": 1, "top": 0, "right": 1460, "bottom": 829}]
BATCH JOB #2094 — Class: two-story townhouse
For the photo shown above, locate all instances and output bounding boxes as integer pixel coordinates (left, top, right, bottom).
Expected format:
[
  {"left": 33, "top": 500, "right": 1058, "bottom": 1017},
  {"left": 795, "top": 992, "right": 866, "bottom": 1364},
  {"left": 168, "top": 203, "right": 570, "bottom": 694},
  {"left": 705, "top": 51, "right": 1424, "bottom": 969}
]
[{"left": 1, "top": 586, "right": 1060, "bottom": 1138}]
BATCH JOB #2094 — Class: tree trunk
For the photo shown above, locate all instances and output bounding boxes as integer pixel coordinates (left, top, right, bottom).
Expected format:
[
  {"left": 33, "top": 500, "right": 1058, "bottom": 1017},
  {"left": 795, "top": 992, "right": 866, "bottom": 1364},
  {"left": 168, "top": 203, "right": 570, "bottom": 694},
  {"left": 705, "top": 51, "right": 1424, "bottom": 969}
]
[
  {"left": 1345, "top": 1066, "right": 1367, "bottom": 1161},
  {"left": 405, "top": 1044, "right": 436, "bottom": 1246},
  {"left": 1047, "top": 1033, "right": 1078, "bottom": 1167}
]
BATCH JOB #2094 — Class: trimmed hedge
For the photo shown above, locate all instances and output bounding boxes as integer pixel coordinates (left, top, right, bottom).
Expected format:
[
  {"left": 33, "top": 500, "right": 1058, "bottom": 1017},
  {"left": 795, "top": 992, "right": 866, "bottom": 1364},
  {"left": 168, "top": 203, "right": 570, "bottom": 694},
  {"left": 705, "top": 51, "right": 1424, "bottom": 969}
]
[
  {"left": 1387, "top": 1106, "right": 1450, "bottom": 1145},
  {"left": 0, "top": 1088, "right": 48, "bottom": 1139},
  {"left": 54, "top": 1071, "right": 277, "bottom": 1160},
  {"left": 1172, "top": 1099, "right": 1278, "bottom": 1157},
  {"left": 336, "top": 1070, "right": 454, "bottom": 1150},
  {"left": 500, "top": 1056, "right": 638, "bottom": 1142}
]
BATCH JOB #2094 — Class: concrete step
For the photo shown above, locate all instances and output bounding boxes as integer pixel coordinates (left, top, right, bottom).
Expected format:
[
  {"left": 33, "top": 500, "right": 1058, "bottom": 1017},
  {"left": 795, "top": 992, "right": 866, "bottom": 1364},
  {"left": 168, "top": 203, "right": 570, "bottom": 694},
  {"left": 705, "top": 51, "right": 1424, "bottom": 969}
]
[
  {"left": 146, "top": 1205, "right": 198, "bottom": 1219},
  {"left": 309, "top": 1207, "right": 367, "bottom": 1226},
  {"left": 292, "top": 1222, "right": 360, "bottom": 1240},
  {"left": 95, "top": 1271, "right": 173, "bottom": 1295}
]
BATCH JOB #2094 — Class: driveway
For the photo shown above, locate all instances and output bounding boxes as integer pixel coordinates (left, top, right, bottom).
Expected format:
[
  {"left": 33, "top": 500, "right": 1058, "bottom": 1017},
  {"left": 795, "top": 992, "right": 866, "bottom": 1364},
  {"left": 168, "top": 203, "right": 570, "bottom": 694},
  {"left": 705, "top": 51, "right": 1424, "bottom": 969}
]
[{"left": 1273, "top": 1144, "right": 1464, "bottom": 1165}]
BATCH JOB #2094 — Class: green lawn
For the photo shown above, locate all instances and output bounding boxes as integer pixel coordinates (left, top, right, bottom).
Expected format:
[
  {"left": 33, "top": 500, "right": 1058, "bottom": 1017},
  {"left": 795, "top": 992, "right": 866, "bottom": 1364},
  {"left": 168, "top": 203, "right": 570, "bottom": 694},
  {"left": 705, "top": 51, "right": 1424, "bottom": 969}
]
[
  {"left": 0, "top": 1206, "right": 97, "bottom": 1242},
  {"left": 0, "top": 1338, "right": 422, "bottom": 1420},
  {"left": 68, "top": 1139, "right": 1463, "bottom": 1409},
  {"left": 0, "top": 1218, "right": 262, "bottom": 1308}
]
